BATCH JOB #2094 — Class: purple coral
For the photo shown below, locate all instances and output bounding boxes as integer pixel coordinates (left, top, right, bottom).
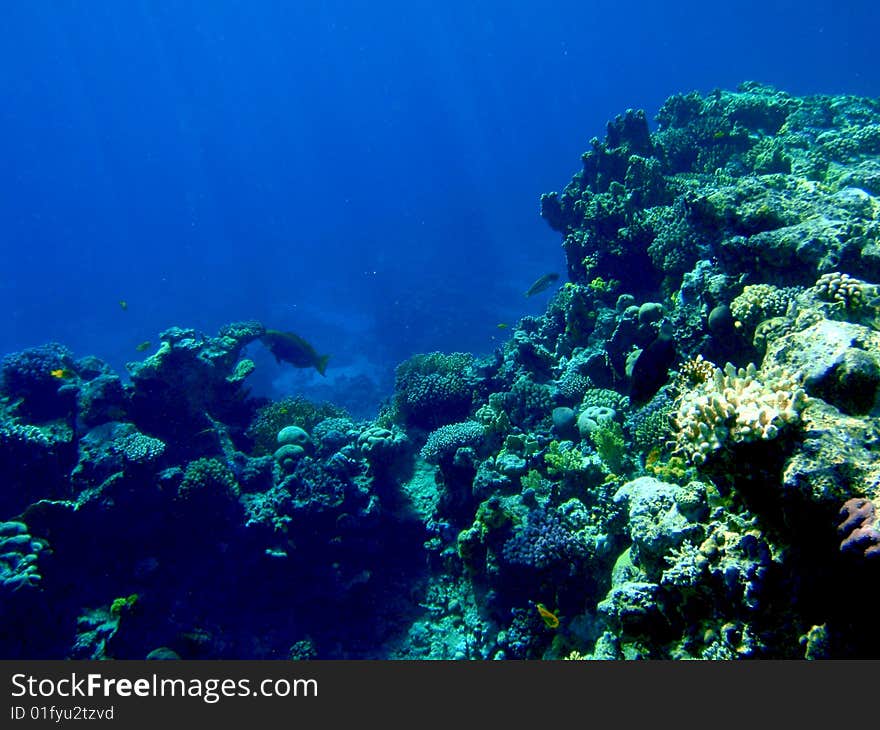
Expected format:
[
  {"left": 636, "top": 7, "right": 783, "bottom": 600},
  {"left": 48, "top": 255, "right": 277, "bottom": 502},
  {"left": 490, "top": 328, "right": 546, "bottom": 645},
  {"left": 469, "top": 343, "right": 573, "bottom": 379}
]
[
  {"left": 502, "top": 508, "right": 590, "bottom": 570},
  {"left": 838, "top": 498, "right": 880, "bottom": 558}
]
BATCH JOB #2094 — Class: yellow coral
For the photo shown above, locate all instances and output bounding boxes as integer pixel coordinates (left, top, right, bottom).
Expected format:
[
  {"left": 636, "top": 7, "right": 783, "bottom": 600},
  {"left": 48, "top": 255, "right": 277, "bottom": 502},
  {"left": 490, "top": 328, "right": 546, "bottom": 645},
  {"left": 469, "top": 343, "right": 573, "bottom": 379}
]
[
  {"left": 812, "top": 271, "right": 877, "bottom": 310},
  {"left": 673, "top": 360, "right": 808, "bottom": 465},
  {"left": 677, "top": 354, "right": 715, "bottom": 388}
]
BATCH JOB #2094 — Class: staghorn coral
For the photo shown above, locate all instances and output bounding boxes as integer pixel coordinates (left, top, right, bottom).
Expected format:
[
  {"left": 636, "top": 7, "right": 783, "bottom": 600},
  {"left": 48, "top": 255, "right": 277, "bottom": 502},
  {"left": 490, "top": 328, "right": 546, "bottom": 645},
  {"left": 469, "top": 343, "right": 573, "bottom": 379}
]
[{"left": 673, "top": 360, "right": 808, "bottom": 465}]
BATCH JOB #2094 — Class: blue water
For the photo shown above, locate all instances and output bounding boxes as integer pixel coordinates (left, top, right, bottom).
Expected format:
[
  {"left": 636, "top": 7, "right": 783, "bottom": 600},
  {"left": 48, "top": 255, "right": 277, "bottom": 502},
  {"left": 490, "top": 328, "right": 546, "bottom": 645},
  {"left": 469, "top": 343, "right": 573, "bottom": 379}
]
[{"left": 1, "top": 0, "right": 877, "bottom": 412}]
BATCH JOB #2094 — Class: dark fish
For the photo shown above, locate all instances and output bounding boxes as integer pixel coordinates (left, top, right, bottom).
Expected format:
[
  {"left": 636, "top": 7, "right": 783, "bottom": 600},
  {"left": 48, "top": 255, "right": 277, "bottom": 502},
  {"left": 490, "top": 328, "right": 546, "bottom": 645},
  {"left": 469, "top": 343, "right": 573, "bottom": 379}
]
[
  {"left": 524, "top": 272, "right": 560, "bottom": 297},
  {"left": 260, "top": 329, "right": 330, "bottom": 376}
]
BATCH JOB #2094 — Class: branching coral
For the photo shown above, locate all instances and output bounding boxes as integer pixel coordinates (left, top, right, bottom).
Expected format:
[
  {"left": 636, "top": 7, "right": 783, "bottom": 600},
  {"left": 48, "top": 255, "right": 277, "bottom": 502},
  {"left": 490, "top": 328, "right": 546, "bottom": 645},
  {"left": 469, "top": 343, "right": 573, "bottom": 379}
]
[
  {"left": 730, "top": 284, "right": 799, "bottom": 334},
  {"left": 812, "top": 272, "right": 877, "bottom": 311},
  {"left": 673, "top": 361, "right": 808, "bottom": 465}
]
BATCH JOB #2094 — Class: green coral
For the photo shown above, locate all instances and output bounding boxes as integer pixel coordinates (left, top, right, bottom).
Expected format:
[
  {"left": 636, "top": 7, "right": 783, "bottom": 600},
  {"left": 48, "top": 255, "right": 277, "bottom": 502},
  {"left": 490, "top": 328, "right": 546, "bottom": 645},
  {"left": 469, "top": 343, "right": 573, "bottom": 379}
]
[
  {"left": 474, "top": 496, "right": 514, "bottom": 535},
  {"left": 645, "top": 454, "right": 693, "bottom": 484},
  {"left": 581, "top": 388, "right": 629, "bottom": 413},
  {"left": 393, "top": 352, "right": 476, "bottom": 428},
  {"left": 544, "top": 440, "right": 588, "bottom": 476},
  {"left": 587, "top": 276, "right": 620, "bottom": 296},
  {"left": 247, "top": 396, "right": 347, "bottom": 456},
  {"left": 113, "top": 432, "right": 166, "bottom": 465},
  {"left": 178, "top": 457, "right": 239, "bottom": 502},
  {"left": 109, "top": 593, "right": 139, "bottom": 618},
  {"left": 730, "top": 284, "right": 799, "bottom": 334},
  {"left": 474, "top": 398, "right": 512, "bottom": 436},
  {"left": 420, "top": 421, "right": 485, "bottom": 464},
  {"left": 520, "top": 468, "right": 547, "bottom": 492},
  {"left": 812, "top": 271, "right": 878, "bottom": 312},
  {"left": 590, "top": 420, "right": 627, "bottom": 473},
  {"left": 630, "top": 397, "right": 675, "bottom": 452}
]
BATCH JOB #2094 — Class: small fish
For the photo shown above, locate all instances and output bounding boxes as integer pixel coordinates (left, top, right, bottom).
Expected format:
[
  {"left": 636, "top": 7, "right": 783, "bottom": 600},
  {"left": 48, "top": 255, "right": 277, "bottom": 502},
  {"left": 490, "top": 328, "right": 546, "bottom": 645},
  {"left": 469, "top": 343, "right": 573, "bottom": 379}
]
[
  {"left": 524, "top": 272, "right": 560, "bottom": 297},
  {"left": 49, "top": 368, "right": 73, "bottom": 379},
  {"left": 135, "top": 340, "right": 151, "bottom": 352},
  {"left": 535, "top": 602, "right": 560, "bottom": 629},
  {"left": 119, "top": 300, "right": 128, "bottom": 311},
  {"left": 496, "top": 323, "right": 509, "bottom": 329}
]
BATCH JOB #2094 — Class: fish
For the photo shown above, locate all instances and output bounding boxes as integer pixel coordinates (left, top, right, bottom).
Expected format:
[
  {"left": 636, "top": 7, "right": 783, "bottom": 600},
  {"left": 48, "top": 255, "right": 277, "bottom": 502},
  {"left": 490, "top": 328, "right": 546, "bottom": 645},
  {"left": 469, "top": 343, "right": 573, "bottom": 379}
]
[
  {"left": 535, "top": 602, "right": 560, "bottom": 629},
  {"left": 524, "top": 272, "right": 560, "bottom": 297},
  {"left": 119, "top": 300, "right": 128, "bottom": 311},
  {"left": 49, "top": 368, "right": 73, "bottom": 379},
  {"left": 135, "top": 340, "right": 152, "bottom": 352},
  {"left": 260, "top": 329, "right": 330, "bottom": 376},
  {"left": 497, "top": 323, "right": 509, "bottom": 329}
]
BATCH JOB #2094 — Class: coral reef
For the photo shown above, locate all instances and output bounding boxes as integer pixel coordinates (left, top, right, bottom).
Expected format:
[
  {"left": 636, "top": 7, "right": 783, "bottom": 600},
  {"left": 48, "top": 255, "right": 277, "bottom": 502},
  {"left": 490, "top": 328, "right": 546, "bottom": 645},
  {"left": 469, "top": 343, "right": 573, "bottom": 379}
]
[{"left": 6, "top": 84, "right": 880, "bottom": 659}]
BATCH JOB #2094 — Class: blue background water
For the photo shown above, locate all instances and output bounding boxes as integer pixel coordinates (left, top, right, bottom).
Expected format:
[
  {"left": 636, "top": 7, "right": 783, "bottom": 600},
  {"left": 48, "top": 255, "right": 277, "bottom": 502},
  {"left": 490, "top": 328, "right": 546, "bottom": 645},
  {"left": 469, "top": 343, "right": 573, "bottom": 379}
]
[{"left": 1, "top": 1, "right": 877, "bottom": 415}]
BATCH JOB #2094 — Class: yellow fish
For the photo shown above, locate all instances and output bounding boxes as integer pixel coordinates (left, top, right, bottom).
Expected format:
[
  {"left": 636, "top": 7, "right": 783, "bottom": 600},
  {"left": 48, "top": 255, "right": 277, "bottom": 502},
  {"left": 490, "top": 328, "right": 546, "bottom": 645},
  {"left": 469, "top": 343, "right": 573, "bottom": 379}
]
[
  {"left": 535, "top": 603, "right": 560, "bottom": 629},
  {"left": 497, "top": 323, "right": 509, "bottom": 329},
  {"left": 119, "top": 300, "right": 128, "bottom": 311},
  {"left": 50, "top": 368, "right": 72, "bottom": 379},
  {"left": 135, "top": 340, "right": 151, "bottom": 352}
]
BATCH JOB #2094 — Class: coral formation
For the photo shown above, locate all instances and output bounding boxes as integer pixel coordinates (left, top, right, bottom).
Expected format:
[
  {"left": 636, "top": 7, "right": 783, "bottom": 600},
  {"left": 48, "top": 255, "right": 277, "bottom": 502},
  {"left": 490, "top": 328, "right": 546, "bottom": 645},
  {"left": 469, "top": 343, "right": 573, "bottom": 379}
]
[
  {"left": 6, "top": 84, "right": 880, "bottom": 660},
  {"left": 673, "top": 361, "right": 808, "bottom": 465},
  {"left": 838, "top": 498, "right": 880, "bottom": 558}
]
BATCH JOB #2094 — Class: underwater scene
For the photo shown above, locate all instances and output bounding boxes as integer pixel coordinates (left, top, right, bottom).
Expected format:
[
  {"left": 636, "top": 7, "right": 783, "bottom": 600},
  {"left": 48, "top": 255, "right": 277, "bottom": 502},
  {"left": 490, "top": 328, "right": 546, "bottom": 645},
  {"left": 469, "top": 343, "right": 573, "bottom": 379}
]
[{"left": 2, "top": 3, "right": 880, "bottom": 660}]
